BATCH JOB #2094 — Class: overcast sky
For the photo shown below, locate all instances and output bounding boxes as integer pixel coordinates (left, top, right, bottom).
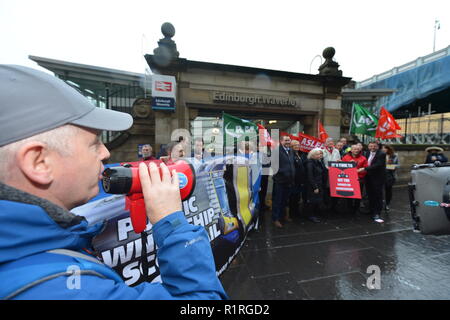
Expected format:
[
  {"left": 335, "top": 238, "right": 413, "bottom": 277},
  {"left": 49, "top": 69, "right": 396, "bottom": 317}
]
[{"left": 1, "top": 0, "right": 449, "bottom": 82}]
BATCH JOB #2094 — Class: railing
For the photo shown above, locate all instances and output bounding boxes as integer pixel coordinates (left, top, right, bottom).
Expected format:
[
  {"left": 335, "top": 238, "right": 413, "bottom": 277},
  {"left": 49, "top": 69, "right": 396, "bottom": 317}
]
[
  {"left": 102, "top": 85, "right": 147, "bottom": 143},
  {"left": 381, "top": 113, "right": 450, "bottom": 144}
]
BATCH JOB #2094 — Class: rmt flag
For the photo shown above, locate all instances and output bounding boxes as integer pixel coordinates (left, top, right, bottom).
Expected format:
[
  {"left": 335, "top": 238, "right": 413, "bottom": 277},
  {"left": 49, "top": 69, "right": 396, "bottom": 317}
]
[{"left": 375, "top": 106, "right": 402, "bottom": 139}]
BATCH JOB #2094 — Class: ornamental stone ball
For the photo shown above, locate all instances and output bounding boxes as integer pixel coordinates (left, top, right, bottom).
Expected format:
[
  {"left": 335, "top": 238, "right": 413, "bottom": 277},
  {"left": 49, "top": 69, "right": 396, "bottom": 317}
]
[
  {"left": 322, "top": 47, "right": 336, "bottom": 60},
  {"left": 152, "top": 22, "right": 179, "bottom": 67},
  {"left": 161, "top": 22, "right": 176, "bottom": 39},
  {"left": 318, "top": 46, "right": 342, "bottom": 76}
]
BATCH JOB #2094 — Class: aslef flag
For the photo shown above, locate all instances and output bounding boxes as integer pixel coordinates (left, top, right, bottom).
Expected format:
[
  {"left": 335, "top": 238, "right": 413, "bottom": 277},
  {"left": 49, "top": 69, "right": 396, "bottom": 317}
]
[
  {"left": 318, "top": 120, "right": 329, "bottom": 142},
  {"left": 257, "top": 123, "right": 273, "bottom": 147},
  {"left": 375, "top": 106, "right": 402, "bottom": 139},
  {"left": 280, "top": 132, "right": 300, "bottom": 141}
]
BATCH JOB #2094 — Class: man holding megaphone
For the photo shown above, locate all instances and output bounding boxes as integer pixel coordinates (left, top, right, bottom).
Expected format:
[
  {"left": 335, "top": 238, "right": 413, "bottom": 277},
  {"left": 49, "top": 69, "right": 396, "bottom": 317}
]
[{"left": 0, "top": 65, "right": 227, "bottom": 300}]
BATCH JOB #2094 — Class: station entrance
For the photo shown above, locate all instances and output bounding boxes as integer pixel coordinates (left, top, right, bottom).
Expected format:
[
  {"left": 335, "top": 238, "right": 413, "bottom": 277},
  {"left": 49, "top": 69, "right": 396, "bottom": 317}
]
[{"left": 190, "top": 108, "right": 316, "bottom": 154}]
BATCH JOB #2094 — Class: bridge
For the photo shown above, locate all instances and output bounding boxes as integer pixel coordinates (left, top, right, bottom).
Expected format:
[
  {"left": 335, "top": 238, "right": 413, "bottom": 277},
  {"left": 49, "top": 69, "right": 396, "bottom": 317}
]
[{"left": 356, "top": 45, "right": 450, "bottom": 118}]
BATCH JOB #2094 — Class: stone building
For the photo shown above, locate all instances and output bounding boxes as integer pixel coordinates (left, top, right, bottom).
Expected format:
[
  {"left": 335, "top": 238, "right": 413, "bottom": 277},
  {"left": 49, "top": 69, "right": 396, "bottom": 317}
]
[{"left": 31, "top": 23, "right": 352, "bottom": 162}]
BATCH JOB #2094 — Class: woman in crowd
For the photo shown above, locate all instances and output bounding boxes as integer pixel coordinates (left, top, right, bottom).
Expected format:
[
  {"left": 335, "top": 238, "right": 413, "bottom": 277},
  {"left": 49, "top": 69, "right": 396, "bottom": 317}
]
[
  {"left": 382, "top": 144, "right": 399, "bottom": 212},
  {"left": 342, "top": 144, "right": 368, "bottom": 214},
  {"left": 304, "top": 148, "right": 327, "bottom": 223}
]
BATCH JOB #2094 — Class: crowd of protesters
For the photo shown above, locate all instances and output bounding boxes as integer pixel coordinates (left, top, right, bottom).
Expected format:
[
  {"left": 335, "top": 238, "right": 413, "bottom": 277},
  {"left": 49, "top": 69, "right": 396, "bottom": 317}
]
[
  {"left": 143, "top": 133, "right": 402, "bottom": 228},
  {"left": 267, "top": 135, "right": 400, "bottom": 228}
]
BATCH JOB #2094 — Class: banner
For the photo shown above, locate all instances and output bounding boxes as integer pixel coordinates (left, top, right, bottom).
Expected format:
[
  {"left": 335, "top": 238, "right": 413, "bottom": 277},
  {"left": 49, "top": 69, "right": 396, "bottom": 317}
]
[
  {"left": 71, "top": 155, "right": 261, "bottom": 286},
  {"left": 298, "top": 133, "right": 324, "bottom": 153},
  {"left": 350, "top": 103, "right": 378, "bottom": 136},
  {"left": 328, "top": 161, "right": 361, "bottom": 199},
  {"left": 223, "top": 113, "right": 258, "bottom": 152}
]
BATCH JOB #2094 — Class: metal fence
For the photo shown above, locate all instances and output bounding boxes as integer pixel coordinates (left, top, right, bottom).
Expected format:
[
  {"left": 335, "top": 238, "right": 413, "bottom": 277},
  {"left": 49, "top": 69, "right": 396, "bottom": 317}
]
[
  {"left": 381, "top": 112, "right": 450, "bottom": 144},
  {"left": 102, "top": 85, "right": 146, "bottom": 143}
]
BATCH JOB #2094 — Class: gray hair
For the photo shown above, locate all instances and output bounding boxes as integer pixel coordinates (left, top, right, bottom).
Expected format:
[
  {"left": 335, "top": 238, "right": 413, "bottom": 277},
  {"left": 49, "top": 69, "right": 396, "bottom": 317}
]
[
  {"left": 307, "top": 148, "right": 323, "bottom": 159},
  {"left": 0, "top": 124, "right": 79, "bottom": 182}
]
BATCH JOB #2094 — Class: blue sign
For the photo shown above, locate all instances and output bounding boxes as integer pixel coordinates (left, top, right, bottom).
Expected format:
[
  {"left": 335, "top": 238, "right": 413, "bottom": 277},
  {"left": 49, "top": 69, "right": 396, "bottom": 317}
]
[{"left": 152, "top": 97, "right": 175, "bottom": 111}]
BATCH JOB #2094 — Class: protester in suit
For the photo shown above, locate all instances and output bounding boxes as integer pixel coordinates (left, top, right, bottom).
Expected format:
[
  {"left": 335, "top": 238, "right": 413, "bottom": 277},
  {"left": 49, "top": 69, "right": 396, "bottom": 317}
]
[
  {"left": 272, "top": 135, "right": 295, "bottom": 228},
  {"left": 304, "top": 148, "right": 326, "bottom": 223},
  {"left": 382, "top": 145, "right": 399, "bottom": 212},
  {"left": 342, "top": 145, "right": 368, "bottom": 214},
  {"left": 360, "top": 141, "right": 386, "bottom": 223},
  {"left": 288, "top": 140, "right": 306, "bottom": 219}
]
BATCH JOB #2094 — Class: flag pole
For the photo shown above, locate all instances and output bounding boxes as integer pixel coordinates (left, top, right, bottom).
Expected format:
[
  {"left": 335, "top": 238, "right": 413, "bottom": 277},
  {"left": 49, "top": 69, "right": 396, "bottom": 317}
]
[{"left": 349, "top": 102, "right": 355, "bottom": 135}]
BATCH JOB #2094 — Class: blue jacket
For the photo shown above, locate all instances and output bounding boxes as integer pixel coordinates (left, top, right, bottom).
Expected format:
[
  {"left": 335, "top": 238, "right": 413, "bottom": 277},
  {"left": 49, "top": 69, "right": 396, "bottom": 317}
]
[{"left": 0, "top": 183, "right": 227, "bottom": 300}]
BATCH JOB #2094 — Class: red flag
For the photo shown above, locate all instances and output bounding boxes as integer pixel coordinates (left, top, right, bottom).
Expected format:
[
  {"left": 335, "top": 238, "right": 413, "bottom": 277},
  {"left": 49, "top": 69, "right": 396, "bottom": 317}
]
[
  {"left": 375, "top": 107, "right": 402, "bottom": 139},
  {"left": 297, "top": 133, "right": 325, "bottom": 153},
  {"left": 257, "top": 123, "right": 273, "bottom": 147},
  {"left": 318, "top": 120, "right": 329, "bottom": 142},
  {"left": 281, "top": 132, "right": 300, "bottom": 141}
]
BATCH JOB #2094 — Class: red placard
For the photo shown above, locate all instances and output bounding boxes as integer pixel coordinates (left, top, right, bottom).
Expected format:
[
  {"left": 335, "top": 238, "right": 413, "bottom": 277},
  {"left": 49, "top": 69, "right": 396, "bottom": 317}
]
[{"left": 328, "top": 161, "right": 361, "bottom": 199}]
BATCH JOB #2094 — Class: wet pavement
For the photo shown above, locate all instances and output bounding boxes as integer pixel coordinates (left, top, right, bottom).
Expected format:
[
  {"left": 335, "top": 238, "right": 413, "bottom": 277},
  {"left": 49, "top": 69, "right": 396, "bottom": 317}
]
[{"left": 219, "top": 186, "right": 450, "bottom": 299}]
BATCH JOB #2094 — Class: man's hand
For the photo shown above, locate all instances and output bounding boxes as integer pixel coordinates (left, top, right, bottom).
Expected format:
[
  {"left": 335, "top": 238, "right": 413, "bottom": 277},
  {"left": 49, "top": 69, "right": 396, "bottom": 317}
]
[{"left": 138, "top": 162, "right": 182, "bottom": 225}]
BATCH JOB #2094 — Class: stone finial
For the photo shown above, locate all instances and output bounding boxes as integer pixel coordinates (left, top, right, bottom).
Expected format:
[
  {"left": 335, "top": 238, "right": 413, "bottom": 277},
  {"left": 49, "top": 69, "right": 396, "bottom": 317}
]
[
  {"left": 318, "top": 47, "right": 342, "bottom": 76},
  {"left": 152, "top": 22, "right": 180, "bottom": 67}
]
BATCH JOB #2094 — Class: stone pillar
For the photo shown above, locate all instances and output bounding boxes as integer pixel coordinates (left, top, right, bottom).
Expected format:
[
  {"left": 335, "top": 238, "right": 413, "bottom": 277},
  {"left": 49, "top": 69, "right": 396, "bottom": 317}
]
[
  {"left": 322, "top": 98, "right": 342, "bottom": 139},
  {"left": 301, "top": 115, "right": 317, "bottom": 136},
  {"left": 154, "top": 111, "right": 174, "bottom": 155}
]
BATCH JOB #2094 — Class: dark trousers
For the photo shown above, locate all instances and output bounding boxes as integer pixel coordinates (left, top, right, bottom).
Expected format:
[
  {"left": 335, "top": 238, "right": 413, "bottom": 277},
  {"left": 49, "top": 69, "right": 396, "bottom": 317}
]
[
  {"left": 272, "top": 183, "right": 292, "bottom": 222},
  {"left": 288, "top": 186, "right": 302, "bottom": 218},
  {"left": 385, "top": 185, "right": 393, "bottom": 206},
  {"left": 325, "top": 188, "right": 338, "bottom": 210},
  {"left": 347, "top": 181, "right": 364, "bottom": 213},
  {"left": 365, "top": 178, "right": 383, "bottom": 216},
  {"left": 258, "top": 175, "right": 269, "bottom": 209}
]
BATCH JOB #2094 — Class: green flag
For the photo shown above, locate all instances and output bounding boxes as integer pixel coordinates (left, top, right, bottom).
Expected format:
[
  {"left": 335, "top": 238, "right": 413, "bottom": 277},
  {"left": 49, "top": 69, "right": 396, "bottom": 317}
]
[
  {"left": 350, "top": 103, "right": 379, "bottom": 136},
  {"left": 223, "top": 112, "right": 258, "bottom": 151}
]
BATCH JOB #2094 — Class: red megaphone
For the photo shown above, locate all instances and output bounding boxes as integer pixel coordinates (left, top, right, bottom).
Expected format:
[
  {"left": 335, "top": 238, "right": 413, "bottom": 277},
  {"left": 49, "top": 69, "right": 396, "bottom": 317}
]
[{"left": 102, "top": 159, "right": 195, "bottom": 233}]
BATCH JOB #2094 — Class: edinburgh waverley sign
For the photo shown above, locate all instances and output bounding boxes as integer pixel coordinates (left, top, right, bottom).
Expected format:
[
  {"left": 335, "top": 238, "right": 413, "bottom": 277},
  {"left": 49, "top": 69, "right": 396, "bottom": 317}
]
[{"left": 213, "top": 91, "right": 297, "bottom": 107}]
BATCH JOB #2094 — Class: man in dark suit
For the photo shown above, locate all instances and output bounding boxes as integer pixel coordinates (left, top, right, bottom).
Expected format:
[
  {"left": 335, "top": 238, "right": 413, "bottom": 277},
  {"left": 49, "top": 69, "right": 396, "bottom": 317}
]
[
  {"left": 272, "top": 135, "right": 296, "bottom": 228},
  {"left": 360, "top": 141, "right": 386, "bottom": 223}
]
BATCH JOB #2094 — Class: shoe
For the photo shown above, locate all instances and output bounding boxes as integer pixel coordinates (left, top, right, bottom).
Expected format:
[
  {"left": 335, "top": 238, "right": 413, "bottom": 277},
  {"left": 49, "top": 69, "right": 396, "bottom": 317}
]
[
  {"left": 273, "top": 221, "right": 283, "bottom": 228},
  {"left": 308, "top": 216, "right": 321, "bottom": 223},
  {"left": 385, "top": 205, "right": 390, "bottom": 212},
  {"left": 373, "top": 215, "right": 384, "bottom": 223}
]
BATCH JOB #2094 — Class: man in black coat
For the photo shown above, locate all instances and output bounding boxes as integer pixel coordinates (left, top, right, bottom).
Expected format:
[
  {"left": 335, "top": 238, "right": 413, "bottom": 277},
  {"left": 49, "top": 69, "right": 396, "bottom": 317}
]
[
  {"left": 272, "top": 135, "right": 296, "bottom": 228},
  {"left": 288, "top": 140, "right": 306, "bottom": 219},
  {"left": 360, "top": 141, "right": 386, "bottom": 223}
]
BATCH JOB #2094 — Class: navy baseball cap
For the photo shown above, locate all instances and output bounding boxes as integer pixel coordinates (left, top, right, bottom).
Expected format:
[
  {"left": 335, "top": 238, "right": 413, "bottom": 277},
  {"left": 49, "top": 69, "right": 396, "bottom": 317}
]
[{"left": 0, "top": 65, "right": 133, "bottom": 146}]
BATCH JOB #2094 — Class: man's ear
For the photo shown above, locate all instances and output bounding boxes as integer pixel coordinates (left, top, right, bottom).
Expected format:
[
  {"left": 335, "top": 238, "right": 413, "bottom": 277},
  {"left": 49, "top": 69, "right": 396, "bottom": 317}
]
[{"left": 16, "top": 141, "right": 54, "bottom": 186}]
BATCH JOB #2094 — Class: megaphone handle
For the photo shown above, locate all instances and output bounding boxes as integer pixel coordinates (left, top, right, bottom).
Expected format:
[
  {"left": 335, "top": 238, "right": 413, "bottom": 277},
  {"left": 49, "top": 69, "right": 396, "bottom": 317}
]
[{"left": 126, "top": 194, "right": 147, "bottom": 234}]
